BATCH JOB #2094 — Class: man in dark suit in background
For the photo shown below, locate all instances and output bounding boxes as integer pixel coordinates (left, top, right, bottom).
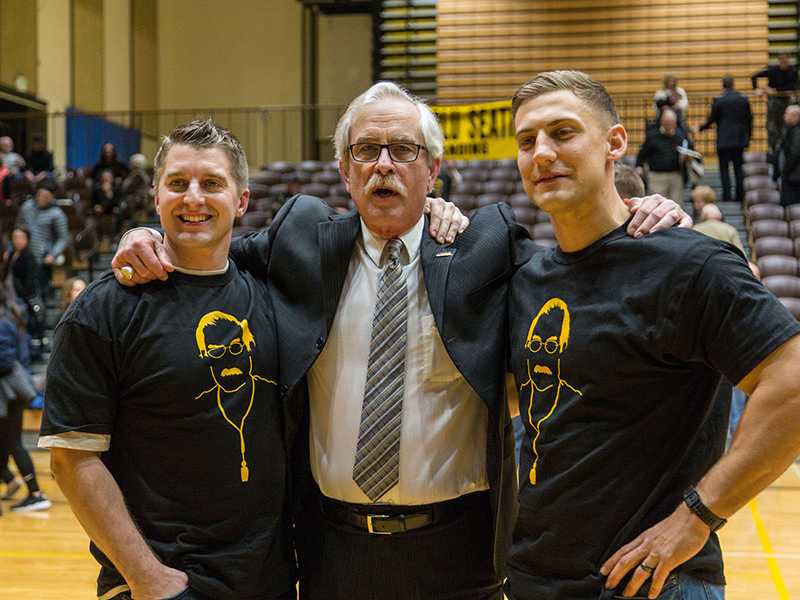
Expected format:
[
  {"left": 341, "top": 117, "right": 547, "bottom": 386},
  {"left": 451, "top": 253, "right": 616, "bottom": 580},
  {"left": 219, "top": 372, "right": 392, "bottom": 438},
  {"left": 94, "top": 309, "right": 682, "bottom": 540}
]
[
  {"left": 778, "top": 104, "right": 800, "bottom": 206},
  {"left": 111, "top": 82, "right": 687, "bottom": 600},
  {"left": 696, "top": 75, "right": 752, "bottom": 204}
]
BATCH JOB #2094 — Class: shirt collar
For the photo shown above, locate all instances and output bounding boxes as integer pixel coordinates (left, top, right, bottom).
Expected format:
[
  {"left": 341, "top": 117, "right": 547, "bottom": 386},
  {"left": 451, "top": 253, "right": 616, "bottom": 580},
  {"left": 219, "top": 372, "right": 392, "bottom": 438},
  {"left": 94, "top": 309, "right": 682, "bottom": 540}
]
[{"left": 360, "top": 214, "right": 424, "bottom": 268}]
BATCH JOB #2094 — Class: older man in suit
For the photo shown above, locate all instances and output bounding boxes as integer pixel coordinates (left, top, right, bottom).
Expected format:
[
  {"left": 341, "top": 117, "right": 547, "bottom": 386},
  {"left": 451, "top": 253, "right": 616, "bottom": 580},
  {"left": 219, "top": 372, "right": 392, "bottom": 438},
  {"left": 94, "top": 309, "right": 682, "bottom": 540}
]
[
  {"left": 111, "top": 82, "right": 687, "bottom": 600},
  {"left": 696, "top": 76, "right": 753, "bottom": 204}
]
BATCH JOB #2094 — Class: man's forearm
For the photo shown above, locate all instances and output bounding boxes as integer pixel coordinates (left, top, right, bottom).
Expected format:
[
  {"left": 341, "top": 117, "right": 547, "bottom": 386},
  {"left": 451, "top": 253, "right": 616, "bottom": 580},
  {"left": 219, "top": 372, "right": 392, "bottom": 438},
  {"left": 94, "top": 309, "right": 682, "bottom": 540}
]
[
  {"left": 696, "top": 337, "right": 800, "bottom": 518},
  {"left": 51, "top": 449, "right": 164, "bottom": 586}
]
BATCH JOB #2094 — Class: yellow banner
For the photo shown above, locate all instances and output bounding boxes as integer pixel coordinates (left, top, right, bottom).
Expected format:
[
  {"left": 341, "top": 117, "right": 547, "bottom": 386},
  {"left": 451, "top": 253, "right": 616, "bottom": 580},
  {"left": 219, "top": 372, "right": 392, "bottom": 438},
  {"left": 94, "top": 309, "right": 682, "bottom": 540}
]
[{"left": 432, "top": 100, "right": 516, "bottom": 161}]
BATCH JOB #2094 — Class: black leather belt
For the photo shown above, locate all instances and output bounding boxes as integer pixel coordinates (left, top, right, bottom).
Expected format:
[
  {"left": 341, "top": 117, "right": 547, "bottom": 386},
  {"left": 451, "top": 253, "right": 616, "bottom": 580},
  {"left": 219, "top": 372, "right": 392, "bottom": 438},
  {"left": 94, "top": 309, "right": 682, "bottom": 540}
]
[{"left": 318, "top": 491, "right": 486, "bottom": 535}]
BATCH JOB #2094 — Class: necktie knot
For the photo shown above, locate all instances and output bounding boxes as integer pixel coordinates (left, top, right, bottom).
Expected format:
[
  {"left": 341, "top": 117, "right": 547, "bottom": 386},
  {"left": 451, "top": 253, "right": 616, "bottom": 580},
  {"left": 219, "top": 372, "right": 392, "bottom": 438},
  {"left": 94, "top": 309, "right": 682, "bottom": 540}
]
[{"left": 383, "top": 238, "right": 404, "bottom": 271}]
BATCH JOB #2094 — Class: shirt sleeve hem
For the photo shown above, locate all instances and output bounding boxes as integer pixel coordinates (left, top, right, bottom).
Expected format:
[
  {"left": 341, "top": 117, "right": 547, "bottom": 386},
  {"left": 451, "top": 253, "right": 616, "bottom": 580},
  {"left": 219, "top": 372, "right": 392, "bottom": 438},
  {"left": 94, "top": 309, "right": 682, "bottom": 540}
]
[{"left": 38, "top": 432, "right": 111, "bottom": 452}]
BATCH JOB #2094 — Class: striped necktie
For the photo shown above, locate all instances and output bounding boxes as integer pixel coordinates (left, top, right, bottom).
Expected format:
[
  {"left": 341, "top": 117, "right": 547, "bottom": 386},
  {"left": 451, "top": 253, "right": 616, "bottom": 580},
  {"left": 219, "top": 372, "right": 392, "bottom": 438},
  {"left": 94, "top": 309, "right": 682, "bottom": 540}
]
[{"left": 353, "top": 238, "right": 408, "bottom": 501}]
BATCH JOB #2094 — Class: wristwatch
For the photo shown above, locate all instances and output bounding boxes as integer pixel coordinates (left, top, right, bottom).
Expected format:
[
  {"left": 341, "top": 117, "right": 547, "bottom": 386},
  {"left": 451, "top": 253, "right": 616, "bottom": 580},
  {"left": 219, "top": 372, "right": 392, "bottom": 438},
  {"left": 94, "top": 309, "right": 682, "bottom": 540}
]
[{"left": 682, "top": 487, "right": 727, "bottom": 532}]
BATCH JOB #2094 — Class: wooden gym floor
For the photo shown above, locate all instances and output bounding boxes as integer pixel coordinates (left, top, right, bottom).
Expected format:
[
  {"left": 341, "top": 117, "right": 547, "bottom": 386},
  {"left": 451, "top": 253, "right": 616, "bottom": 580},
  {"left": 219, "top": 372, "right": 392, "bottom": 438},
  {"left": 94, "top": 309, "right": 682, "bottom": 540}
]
[{"left": 0, "top": 451, "right": 798, "bottom": 599}]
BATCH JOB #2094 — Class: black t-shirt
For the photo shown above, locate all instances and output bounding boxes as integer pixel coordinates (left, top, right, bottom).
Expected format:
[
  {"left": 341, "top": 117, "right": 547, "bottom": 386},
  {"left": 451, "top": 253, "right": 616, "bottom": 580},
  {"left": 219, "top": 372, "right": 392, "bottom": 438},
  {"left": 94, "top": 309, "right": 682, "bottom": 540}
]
[
  {"left": 507, "top": 225, "right": 800, "bottom": 600},
  {"left": 40, "top": 264, "right": 293, "bottom": 600}
]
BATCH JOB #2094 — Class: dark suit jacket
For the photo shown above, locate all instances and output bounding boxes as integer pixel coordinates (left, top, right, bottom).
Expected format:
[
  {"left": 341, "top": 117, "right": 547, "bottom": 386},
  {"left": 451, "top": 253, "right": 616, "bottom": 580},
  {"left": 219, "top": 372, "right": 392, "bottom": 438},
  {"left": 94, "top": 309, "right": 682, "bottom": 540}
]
[
  {"left": 780, "top": 124, "right": 800, "bottom": 183},
  {"left": 699, "top": 90, "right": 753, "bottom": 150},
  {"left": 231, "top": 194, "right": 534, "bottom": 577}
]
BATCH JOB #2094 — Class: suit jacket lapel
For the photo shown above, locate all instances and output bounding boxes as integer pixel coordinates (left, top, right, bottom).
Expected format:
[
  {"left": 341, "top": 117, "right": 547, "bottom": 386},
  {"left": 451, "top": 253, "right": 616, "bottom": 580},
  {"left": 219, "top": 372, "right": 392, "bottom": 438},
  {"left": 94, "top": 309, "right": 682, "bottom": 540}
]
[
  {"left": 318, "top": 209, "right": 361, "bottom": 331},
  {"left": 420, "top": 219, "right": 456, "bottom": 329}
]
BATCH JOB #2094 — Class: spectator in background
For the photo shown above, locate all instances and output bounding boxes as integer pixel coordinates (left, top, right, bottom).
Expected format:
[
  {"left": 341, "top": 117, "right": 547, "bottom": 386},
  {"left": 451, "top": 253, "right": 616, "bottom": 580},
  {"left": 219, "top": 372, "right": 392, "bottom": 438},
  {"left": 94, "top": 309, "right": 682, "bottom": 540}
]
[
  {"left": 696, "top": 76, "right": 752, "bottom": 204},
  {"left": 693, "top": 204, "right": 745, "bottom": 253},
  {"left": 91, "top": 142, "right": 129, "bottom": 183},
  {"left": 60, "top": 277, "right": 86, "bottom": 311},
  {"left": 2, "top": 227, "right": 44, "bottom": 355},
  {"left": 24, "top": 136, "right": 54, "bottom": 185},
  {"left": 778, "top": 104, "right": 800, "bottom": 207},
  {"left": 637, "top": 108, "right": 688, "bottom": 203},
  {"left": 0, "top": 137, "right": 25, "bottom": 179},
  {"left": 0, "top": 158, "right": 10, "bottom": 204},
  {"left": 121, "top": 153, "right": 152, "bottom": 221},
  {"left": 0, "top": 287, "right": 49, "bottom": 515},
  {"left": 654, "top": 74, "right": 689, "bottom": 125},
  {"left": 15, "top": 180, "right": 69, "bottom": 299},
  {"left": 691, "top": 184, "right": 716, "bottom": 219},
  {"left": 614, "top": 163, "right": 646, "bottom": 199},
  {"left": 752, "top": 53, "right": 799, "bottom": 154}
]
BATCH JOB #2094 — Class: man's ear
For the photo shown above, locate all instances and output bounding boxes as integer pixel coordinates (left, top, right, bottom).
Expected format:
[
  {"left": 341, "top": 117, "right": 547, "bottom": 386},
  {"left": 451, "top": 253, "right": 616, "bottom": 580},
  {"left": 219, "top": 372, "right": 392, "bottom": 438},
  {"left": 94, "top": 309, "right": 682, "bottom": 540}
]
[
  {"left": 237, "top": 188, "right": 250, "bottom": 217},
  {"left": 427, "top": 157, "right": 442, "bottom": 193},
  {"left": 154, "top": 192, "right": 161, "bottom": 215},
  {"left": 338, "top": 160, "right": 352, "bottom": 196},
  {"left": 607, "top": 124, "right": 628, "bottom": 162}
]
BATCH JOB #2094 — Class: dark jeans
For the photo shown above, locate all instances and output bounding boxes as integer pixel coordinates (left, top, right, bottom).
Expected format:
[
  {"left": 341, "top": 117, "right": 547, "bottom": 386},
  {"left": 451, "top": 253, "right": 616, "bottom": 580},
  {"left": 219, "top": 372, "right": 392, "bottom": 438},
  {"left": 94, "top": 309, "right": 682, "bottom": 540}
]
[
  {"left": 717, "top": 147, "right": 744, "bottom": 203},
  {"left": 768, "top": 95, "right": 791, "bottom": 153},
  {"left": 1, "top": 439, "right": 39, "bottom": 495},
  {"left": 296, "top": 489, "right": 502, "bottom": 600}
]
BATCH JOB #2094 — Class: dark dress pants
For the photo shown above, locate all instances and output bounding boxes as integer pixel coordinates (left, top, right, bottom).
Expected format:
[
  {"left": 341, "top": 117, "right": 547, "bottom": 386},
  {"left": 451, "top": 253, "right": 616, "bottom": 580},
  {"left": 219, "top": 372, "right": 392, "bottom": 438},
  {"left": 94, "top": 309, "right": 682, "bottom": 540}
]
[
  {"left": 717, "top": 147, "right": 744, "bottom": 203},
  {"left": 296, "top": 490, "right": 503, "bottom": 600},
  {"left": 781, "top": 179, "right": 800, "bottom": 206}
]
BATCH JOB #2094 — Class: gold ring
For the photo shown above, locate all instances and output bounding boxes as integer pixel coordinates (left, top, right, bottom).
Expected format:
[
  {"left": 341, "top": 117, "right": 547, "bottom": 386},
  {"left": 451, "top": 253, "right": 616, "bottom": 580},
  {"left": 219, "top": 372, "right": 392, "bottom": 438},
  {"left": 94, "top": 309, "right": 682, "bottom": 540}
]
[
  {"left": 639, "top": 563, "right": 656, "bottom": 575},
  {"left": 120, "top": 266, "right": 134, "bottom": 281}
]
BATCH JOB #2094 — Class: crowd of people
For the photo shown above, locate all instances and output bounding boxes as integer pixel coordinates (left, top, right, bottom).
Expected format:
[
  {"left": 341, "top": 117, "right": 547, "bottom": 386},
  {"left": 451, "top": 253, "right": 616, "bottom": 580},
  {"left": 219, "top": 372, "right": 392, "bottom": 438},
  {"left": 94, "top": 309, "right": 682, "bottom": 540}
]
[{"left": 634, "top": 57, "right": 800, "bottom": 211}]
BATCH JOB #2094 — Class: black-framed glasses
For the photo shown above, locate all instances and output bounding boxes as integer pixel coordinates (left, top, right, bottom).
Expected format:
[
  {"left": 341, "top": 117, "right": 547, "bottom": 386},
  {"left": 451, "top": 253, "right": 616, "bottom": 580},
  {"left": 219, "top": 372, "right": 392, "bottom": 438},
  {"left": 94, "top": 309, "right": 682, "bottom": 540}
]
[{"left": 349, "top": 142, "right": 427, "bottom": 163}]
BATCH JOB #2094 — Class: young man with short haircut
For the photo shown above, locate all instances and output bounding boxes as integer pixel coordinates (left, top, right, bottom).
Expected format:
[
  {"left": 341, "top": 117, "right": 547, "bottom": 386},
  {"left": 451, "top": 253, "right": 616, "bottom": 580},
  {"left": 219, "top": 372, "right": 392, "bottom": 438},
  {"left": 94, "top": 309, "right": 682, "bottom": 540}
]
[
  {"left": 507, "top": 70, "right": 800, "bottom": 600},
  {"left": 39, "top": 120, "right": 296, "bottom": 600}
]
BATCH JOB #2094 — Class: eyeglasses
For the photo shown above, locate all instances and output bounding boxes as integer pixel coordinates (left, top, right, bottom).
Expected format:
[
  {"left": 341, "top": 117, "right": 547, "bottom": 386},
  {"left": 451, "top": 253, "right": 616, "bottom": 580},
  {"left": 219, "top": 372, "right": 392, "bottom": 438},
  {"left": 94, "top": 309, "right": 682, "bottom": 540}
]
[
  {"left": 349, "top": 143, "right": 427, "bottom": 163},
  {"left": 206, "top": 340, "right": 244, "bottom": 359},
  {"left": 525, "top": 337, "right": 559, "bottom": 354}
]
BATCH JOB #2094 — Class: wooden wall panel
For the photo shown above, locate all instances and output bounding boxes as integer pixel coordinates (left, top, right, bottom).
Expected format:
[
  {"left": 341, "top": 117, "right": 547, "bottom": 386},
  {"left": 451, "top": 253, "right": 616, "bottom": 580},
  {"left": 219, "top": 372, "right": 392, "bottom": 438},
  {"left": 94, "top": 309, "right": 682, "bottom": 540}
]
[
  {"left": 437, "top": 0, "right": 768, "bottom": 102},
  {"left": 436, "top": 0, "right": 770, "bottom": 155}
]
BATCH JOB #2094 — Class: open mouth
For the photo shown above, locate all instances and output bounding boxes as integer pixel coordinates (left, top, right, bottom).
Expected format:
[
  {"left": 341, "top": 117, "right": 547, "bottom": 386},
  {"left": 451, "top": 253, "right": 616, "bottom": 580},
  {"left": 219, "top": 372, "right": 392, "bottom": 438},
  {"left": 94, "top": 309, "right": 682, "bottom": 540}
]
[
  {"left": 179, "top": 214, "right": 212, "bottom": 223},
  {"left": 374, "top": 187, "right": 399, "bottom": 198},
  {"left": 533, "top": 365, "right": 553, "bottom": 375}
]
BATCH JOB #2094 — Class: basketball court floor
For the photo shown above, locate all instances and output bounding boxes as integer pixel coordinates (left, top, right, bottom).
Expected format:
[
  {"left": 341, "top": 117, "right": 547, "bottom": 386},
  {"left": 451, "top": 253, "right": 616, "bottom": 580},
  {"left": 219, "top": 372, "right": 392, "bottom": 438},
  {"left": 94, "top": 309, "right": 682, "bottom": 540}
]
[{"left": 0, "top": 452, "right": 798, "bottom": 599}]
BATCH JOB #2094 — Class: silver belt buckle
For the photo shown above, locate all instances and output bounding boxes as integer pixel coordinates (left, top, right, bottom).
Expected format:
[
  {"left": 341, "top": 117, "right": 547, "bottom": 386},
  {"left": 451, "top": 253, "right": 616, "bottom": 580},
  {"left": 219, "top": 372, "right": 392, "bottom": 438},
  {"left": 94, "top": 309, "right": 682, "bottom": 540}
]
[{"left": 366, "top": 514, "right": 392, "bottom": 534}]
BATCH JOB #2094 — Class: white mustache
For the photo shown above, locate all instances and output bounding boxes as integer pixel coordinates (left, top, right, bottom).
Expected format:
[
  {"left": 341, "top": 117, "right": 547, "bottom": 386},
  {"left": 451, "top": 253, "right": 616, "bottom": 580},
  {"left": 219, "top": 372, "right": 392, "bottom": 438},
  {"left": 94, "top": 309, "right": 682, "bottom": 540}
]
[{"left": 366, "top": 174, "right": 406, "bottom": 197}]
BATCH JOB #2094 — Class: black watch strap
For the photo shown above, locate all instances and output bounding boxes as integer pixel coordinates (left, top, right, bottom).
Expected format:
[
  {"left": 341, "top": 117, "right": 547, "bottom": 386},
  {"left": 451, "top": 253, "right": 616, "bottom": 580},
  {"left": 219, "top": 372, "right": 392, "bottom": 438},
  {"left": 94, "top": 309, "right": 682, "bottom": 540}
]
[{"left": 682, "top": 487, "right": 727, "bottom": 532}]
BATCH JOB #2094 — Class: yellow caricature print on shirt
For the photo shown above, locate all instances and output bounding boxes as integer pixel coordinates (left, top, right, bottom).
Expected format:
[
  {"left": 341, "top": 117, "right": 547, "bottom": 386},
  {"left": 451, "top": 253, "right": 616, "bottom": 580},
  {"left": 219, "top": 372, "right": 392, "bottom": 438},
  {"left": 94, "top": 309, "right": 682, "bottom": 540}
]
[
  {"left": 194, "top": 311, "right": 276, "bottom": 482},
  {"left": 520, "top": 298, "right": 582, "bottom": 486}
]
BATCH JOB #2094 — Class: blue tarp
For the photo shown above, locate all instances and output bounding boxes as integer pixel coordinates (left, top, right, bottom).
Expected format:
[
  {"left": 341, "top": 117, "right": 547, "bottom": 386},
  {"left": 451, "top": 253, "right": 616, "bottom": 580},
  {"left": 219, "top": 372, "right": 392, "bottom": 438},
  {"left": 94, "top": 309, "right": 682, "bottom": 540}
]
[{"left": 66, "top": 108, "right": 141, "bottom": 170}]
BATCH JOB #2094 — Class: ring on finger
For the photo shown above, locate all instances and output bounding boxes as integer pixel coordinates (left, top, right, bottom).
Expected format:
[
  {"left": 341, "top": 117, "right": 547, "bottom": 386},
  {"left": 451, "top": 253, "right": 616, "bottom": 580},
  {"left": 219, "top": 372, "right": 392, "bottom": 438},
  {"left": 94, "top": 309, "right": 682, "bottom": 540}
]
[
  {"left": 120, "top": 265, "right": 134, "bottom": 281},
  {"left": 639, "top": 562, "right": 656, "bottom": 575}
]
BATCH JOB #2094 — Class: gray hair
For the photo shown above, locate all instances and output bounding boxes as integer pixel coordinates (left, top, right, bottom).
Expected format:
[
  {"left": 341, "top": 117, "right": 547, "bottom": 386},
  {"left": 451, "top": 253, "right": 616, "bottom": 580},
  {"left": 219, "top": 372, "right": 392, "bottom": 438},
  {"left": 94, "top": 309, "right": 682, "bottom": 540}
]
[
  {"left": 334, "top": 81, "right": 444, "bottom": 167},
  {"left": 153, "top": 119, "right": 248, "bottom": 191}
]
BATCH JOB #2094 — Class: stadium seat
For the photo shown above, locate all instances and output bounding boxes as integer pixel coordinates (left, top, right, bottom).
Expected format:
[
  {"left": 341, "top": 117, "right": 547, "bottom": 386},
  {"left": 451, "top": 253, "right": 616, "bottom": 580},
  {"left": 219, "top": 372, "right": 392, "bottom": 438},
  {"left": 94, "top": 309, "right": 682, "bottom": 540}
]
[
  {"left": 745, "top": 189, "right": 780, "bottom": 206},
  {"left": 787, "top": 205, "right": 800, "bottom": 221},
  {"left": 744, "top": 152, "right": 768, "bottom": 163},
  {"left": 752, "top": 220, "right": 789, "bottom": 240},
  {"left": 300, "top": 183, "right": 330, "bottom": 197},
  {"left": 763, "top": 275, "right": 800, "bottom": 298},
  {"left": 509, "top": 193, "right": 531, "bottom": 208},
  {"left": 313, "top": 170, "right": 341, "bottom": 185},
  {"left": 476, "top": 193, "right": 507, "bottom": 207},
  {"left": 790, "top": 220, "right": 800, "bottom": 240},
  {"left": 742, "top": 163, "right": 770, "bottom": 177},
  {"left": 532, "top": 222, "right": 556, "bottom": 240},
  {"left": 755, "top": 237, "right": 795, "bottom": 258},
  {"left": 748, "top": 204, "right": 786, "bottom": 222},
  {"left": 744, "top": 176, "right": 777, "bottom": 192},
  {"left": 757, "top": 255, "right": 798, "bottom": 278},
  {"left": 483, "top": 180, "right": 513, "bottom": 195},
  {"left": 779, "top": 297, "right": 800, "bottom": 319}
]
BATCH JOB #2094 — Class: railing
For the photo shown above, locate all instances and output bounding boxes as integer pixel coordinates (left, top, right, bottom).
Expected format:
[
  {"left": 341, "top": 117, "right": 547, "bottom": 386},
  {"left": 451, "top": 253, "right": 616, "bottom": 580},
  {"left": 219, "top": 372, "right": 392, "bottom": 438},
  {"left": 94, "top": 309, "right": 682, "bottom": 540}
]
[{"left": 0, "top": 92, "right": 777, "bottom": 169}]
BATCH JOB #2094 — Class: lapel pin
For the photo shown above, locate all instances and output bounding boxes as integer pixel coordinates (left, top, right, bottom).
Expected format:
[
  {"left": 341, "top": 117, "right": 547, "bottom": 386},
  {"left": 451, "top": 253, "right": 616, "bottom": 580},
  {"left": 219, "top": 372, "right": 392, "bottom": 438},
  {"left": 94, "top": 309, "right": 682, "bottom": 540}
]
[{"left": 435, "top": 251, "right": 454, "bottom": 257}]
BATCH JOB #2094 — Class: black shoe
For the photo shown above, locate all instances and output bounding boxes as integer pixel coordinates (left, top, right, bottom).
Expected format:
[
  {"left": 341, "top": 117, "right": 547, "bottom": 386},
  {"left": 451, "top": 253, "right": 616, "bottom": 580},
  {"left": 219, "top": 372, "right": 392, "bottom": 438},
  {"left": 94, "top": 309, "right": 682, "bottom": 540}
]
[{"left": 10, "top": 493, "right": 52, "bottom": 512}]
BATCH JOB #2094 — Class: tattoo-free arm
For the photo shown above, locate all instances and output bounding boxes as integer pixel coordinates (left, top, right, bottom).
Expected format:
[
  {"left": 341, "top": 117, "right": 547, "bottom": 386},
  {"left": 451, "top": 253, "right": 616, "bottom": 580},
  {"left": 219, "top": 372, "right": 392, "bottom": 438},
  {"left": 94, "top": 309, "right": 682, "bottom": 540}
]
[{"left": 50, "top": 448, "right": 188, "bottom": 600}]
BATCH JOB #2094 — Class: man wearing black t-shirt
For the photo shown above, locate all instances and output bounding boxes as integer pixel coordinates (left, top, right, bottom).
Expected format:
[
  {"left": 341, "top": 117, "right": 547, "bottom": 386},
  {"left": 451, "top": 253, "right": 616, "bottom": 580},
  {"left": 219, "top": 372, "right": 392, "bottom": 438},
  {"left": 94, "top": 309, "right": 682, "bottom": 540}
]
[
  {"left": 507, "top": 70, "right": 800, "bottom": 600},
  {"left": 752, "top": 53, "right": 799, "bottom": 153},
  {"left": 39, "top": 121, "right": 296, "bottom": 600}
]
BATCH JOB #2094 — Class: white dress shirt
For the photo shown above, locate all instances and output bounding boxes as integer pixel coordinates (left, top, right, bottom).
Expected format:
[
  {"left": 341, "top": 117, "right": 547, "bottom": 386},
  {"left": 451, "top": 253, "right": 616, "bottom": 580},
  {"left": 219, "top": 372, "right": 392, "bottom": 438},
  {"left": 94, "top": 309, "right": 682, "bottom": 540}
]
[{"left": 309, "top": 215, "right": 489, "bottom": 505}]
